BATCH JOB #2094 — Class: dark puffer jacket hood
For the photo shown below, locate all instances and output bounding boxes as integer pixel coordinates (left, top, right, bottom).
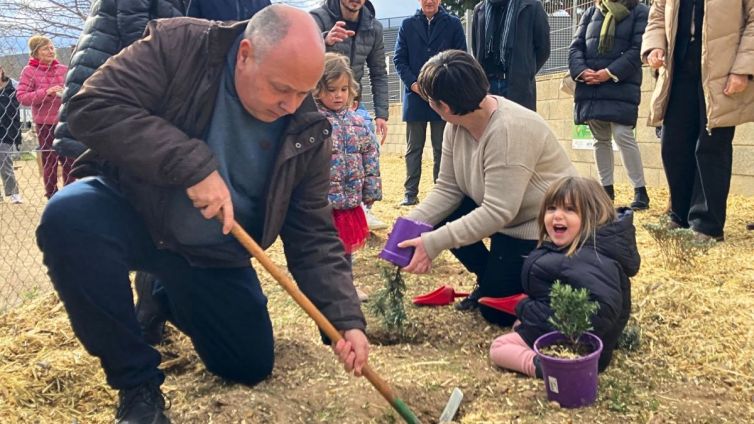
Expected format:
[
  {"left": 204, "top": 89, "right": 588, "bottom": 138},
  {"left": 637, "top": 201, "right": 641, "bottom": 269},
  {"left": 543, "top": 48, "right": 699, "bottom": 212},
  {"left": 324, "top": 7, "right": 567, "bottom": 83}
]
[
  {"left": 53, "top": 0, "right": 187, "bottom": 158},
  {"left": 581, "top": 207, "right": 641, "bottom": 277}
]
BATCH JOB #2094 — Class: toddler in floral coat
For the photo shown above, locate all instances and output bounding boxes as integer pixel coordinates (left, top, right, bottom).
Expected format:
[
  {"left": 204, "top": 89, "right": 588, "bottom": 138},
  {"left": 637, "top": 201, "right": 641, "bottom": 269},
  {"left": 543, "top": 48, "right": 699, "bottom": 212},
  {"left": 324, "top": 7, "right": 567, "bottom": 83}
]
[{"left": 315, "top": 53, "right": 382, "bottom": 276}]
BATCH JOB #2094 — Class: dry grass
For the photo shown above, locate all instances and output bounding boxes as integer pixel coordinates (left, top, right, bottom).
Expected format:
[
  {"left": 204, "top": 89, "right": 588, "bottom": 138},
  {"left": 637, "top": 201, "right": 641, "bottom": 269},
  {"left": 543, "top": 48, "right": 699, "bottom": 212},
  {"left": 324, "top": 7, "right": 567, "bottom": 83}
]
[{"left": 1, "top": 154, "right": 753, "bottom": 423}]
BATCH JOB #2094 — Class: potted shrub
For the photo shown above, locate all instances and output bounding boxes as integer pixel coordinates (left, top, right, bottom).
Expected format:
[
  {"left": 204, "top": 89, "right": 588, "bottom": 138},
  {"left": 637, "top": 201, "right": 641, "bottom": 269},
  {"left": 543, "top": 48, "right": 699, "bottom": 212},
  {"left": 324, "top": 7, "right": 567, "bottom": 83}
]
[{"left": 533, "top": 281, "right": 603, "bottom": 408}]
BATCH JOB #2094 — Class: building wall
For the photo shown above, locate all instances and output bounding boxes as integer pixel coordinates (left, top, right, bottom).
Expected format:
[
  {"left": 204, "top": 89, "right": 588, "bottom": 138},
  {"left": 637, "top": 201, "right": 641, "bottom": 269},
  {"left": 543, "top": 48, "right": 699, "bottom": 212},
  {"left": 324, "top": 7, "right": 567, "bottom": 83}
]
[{"left": 382, "top": 67, "right": 754, "bottom": 196}]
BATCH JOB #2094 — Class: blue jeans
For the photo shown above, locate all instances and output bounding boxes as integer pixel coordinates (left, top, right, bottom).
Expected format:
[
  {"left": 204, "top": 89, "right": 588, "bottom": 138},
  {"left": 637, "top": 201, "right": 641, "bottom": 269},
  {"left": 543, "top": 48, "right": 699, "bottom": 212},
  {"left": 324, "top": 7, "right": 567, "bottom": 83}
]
[
  {"left": 488, "top": 78, "right": 509, "bottom": 97},
  {"left": 36, "top": 178, "right": 274, "bottom": 389}
]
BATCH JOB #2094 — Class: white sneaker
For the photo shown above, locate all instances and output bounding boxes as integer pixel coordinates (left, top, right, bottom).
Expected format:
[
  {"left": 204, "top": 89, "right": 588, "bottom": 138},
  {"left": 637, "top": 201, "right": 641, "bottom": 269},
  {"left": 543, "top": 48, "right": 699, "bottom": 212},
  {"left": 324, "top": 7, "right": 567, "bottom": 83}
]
[
  {"left": 10, "top": 194, "right": 23, "bottom": 204},
  {"left": 364, "top": 206, "right": 388, "bottom": 230}
]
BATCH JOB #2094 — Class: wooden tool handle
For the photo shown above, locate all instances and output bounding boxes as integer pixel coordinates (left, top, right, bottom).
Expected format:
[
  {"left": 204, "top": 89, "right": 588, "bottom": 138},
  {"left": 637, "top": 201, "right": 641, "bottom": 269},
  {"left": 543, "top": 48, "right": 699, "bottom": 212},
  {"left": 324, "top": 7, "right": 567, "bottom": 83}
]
[{"left": 229, "top": 224, "right": 419, "bottom": 423}]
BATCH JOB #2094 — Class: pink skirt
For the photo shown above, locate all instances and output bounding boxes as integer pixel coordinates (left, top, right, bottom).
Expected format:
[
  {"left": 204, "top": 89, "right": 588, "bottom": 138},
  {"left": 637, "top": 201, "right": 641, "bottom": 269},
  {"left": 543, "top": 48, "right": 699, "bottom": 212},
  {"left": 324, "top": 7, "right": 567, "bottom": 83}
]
[{"left": 333, "top": 207, "right": 369, "bottom": 254}]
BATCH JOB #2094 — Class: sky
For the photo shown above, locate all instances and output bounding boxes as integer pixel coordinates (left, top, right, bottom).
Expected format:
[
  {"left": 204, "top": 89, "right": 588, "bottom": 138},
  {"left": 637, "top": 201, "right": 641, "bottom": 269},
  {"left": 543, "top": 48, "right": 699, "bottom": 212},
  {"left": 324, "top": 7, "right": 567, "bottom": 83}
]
[{"left": 374, "top": 1, "right": 418, "bottom": 18}]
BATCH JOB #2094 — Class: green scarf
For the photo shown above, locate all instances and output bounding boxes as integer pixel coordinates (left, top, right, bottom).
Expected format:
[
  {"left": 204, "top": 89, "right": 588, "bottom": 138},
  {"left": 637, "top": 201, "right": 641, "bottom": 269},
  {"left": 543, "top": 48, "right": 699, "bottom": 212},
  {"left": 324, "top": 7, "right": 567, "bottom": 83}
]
[{"left": 598, "top": 0, "right": 631, "bottom": 55}]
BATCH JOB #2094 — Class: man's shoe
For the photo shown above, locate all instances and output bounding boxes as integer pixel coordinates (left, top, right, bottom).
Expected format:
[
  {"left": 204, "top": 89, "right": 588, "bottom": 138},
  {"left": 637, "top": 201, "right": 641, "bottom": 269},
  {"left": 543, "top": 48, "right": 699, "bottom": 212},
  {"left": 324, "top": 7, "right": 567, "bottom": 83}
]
[
  {"left": 747, "top": 222, "right": 754, "bottom": 231},
  {"left": 116, "top": 379, "right": 170, "bottom": 424},
  {"left": 363, "top": 206, "right": 388, "bottom": 230},
  {"left": 10, "top": 194, "right": 22, "bottom": 204},
  {"left": 630, "top": 187, "right": 650, "bottom": 211},
  {"left": 455, "top": 287, "right": 480, "bottom": 311},
  {"left": 399, "top": 196, "right": 418, "bottom": 207},
  {"left": 135, "top": 272, "right": 167, "bottom": 346}
]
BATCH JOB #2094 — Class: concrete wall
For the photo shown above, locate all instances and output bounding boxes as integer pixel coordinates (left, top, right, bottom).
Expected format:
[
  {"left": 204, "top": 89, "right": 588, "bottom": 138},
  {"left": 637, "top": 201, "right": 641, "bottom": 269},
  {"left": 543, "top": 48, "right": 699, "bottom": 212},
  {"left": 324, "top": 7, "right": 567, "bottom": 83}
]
[{"left": 382, "top": 67, "right": 754, "bottom": 196}]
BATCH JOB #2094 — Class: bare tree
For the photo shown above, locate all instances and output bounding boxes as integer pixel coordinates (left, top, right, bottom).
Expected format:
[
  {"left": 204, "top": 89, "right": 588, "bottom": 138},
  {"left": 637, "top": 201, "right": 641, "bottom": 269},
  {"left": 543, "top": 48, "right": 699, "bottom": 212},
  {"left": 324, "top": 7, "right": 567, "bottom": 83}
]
[{"left": 0, "top": 0, "right": 90, "bottom": 42}]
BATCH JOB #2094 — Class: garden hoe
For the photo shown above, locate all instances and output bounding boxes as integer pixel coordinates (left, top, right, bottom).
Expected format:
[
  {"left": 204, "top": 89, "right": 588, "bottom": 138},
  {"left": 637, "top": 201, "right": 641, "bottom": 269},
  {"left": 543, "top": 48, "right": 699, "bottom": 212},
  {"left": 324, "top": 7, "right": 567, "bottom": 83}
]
[{"left": 228, "top": 222, "right": 422, "bottom": 423}]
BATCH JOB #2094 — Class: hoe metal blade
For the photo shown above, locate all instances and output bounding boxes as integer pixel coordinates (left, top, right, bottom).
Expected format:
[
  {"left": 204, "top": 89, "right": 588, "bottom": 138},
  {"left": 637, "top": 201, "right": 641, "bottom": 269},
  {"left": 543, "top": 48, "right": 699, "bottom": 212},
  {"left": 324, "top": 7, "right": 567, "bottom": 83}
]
[{"left": 438, "top": 387, "right": 463, "bottom": 423}]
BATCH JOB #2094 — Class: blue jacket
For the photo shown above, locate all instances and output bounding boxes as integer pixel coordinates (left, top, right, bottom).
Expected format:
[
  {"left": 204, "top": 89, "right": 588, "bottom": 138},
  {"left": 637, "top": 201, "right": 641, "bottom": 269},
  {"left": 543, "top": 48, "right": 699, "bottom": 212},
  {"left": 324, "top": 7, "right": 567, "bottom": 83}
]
[
  {"left": 394, "top": 7, "right": 467, "bottom": 122},
  {"left": 569, "top": 3, "right": 648, "bottom": 126},
  {"left": 187, "top": 0, "right": 270, "bottom": 21}
]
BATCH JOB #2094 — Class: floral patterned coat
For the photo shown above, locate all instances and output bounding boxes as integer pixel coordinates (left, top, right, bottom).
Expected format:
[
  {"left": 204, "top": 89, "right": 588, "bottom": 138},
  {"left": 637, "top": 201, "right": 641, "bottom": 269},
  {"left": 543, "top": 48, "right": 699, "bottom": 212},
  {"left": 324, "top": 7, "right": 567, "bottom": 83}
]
[{"left": 319, "top": 106, "right": 382, "bottom": 210}]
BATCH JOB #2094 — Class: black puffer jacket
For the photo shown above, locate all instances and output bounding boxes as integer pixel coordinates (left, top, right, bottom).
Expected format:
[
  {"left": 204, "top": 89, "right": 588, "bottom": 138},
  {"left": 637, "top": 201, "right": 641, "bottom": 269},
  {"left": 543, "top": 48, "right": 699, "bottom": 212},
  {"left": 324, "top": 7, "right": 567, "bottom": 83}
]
[
  {"left": 568, "top": 2, "right": 648, "bottom": 126},
  {"left": 515, "top": 208, "right": 640, "bottom": 372},
  {"left": 53, "top": 0, "right": 187, "bottom": 158},
  {"left": 310, "top": 0, "right": 388, "bottom": 120},
  {"left": 0, "top": 80, "right": 22, "bottom": 147}
]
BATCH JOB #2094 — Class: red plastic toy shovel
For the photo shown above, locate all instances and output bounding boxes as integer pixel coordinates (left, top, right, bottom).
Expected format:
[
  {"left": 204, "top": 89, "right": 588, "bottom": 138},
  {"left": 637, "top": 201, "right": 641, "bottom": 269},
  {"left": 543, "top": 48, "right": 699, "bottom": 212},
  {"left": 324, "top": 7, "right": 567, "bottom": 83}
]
[
  {"left": 477, "top": 293, "right": 529, "bottom": 316},
  {"left": 412, "top": 285, "right": 469, "bottom": 306}
]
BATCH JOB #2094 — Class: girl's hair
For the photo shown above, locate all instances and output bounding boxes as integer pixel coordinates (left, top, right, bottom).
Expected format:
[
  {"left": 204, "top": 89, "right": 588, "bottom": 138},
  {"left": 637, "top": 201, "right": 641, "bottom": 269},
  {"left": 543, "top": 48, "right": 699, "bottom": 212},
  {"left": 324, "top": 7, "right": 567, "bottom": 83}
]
[
  {"left": 314, "top": 52, "right": 359, "bottom": 107},
  {"left": 28, "top": 35, "right": 53, "bottom": 58},
  {"left": 538, "top": 176, "right": 616, "bottom": 256}
]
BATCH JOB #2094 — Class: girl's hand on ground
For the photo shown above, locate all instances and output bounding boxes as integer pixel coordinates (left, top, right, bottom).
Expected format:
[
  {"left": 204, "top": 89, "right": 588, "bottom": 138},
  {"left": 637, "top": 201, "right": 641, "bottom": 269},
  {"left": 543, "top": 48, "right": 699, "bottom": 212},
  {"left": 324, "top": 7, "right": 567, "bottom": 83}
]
[{"left": 397, "top": 236, "right": 432, "bottom": 274}]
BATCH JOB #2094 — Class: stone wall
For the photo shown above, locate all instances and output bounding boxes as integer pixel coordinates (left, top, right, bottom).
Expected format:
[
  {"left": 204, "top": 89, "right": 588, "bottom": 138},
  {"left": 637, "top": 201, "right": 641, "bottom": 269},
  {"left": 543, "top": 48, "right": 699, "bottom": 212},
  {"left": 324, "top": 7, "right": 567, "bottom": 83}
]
[{"left": 382, "top": 67, "right": 754, "bottom": 196}]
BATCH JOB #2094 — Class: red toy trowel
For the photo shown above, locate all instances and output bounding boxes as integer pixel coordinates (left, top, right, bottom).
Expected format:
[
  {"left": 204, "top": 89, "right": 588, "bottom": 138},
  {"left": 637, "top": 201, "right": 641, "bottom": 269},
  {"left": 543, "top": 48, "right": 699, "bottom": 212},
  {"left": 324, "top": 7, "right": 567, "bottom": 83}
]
[
  {"left": 412, "top": 285, "right": 469, "bottom": 306},
  {"left": 477, "top": 293, "right": 528, "bottom": 316}
]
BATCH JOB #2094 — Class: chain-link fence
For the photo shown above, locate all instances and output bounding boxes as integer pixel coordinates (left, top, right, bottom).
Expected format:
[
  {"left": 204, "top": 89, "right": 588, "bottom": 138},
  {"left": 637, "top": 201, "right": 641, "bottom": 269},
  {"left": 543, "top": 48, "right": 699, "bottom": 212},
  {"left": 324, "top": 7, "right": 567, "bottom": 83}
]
[{"left": 0, "top": 1, "right": 656, "bottom": 311}]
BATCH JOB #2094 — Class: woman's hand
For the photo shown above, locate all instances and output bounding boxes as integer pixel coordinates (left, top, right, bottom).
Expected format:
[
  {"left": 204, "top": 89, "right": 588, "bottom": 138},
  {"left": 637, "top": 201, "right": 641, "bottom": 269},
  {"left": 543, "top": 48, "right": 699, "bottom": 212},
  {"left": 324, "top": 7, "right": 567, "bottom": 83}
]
[
  {"left": 647, "top": 49, "right": 665, "bottom": 69},
  {"left": 46, "top": 85, "right": 62, "bottom": 96},
  {"left": 724, "top": 73, "right": 749, "bottom": 96},
  {"left": 584, "top": 69, "right": 610, "bottom": 85},
  {"left": 397, "top": 236, "right": 432, "bottom": 274}
]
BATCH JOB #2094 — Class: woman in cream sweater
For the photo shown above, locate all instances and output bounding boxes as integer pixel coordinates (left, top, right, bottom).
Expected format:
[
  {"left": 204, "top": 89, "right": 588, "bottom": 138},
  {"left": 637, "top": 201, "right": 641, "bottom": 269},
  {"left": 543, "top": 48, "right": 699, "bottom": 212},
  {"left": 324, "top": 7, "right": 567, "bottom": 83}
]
[{"left": 398, "top": 50, "right": 577, "bottom": 326}]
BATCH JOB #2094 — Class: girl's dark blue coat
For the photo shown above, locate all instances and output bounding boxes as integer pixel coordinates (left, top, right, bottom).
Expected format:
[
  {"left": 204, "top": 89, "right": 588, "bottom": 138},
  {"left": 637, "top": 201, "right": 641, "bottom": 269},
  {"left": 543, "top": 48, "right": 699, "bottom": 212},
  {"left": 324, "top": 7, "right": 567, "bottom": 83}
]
[{"left": 515, "top": 208, "right": 641, "bottom": 371}]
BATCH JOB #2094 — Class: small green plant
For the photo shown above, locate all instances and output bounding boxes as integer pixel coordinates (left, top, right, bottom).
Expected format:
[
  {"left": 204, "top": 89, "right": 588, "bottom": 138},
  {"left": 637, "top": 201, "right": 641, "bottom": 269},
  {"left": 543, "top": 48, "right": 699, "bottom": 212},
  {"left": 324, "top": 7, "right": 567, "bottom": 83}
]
[
  {"left": 643, "top": 215, "right": 716, "bottom": 268},
  {"left": 368, "top": 265, "right": 408, "bottom": 335},
  {"left": 548, "top": 280, "right": 599, "bottom": 350}
]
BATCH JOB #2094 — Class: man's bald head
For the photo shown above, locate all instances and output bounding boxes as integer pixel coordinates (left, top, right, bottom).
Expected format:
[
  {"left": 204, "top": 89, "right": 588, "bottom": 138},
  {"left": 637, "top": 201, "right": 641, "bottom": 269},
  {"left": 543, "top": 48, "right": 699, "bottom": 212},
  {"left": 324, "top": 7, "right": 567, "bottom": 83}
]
[
  {"left": 244, "top": 4, "right": 324, "bottom": 63},
  {"left": 234, "top": 4, "right": 326, "bottom": 122}
]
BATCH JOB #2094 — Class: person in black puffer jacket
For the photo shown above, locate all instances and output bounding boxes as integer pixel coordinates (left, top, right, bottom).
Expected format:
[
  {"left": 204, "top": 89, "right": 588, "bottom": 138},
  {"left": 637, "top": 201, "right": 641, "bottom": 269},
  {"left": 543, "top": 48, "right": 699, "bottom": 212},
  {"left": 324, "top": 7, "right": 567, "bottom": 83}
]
[
  {"left": 53, "top": 0, "right": 188, "bottom": 159},
  {"left": 187, "top": 0, "right": 270, "bottom": 21},
  {"left": 489, "top": 176, "right": 640, "bottom": 376},
  {"left": 569, "top": 0, "right": 650, "bottom": 210}
]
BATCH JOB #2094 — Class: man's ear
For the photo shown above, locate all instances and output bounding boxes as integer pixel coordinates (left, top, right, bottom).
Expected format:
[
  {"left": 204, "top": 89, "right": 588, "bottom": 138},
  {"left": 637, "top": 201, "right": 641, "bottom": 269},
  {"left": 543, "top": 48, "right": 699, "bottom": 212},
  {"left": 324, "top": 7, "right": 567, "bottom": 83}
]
[{"left": 238, "top": 39, "right": 254, "bottom": 65}]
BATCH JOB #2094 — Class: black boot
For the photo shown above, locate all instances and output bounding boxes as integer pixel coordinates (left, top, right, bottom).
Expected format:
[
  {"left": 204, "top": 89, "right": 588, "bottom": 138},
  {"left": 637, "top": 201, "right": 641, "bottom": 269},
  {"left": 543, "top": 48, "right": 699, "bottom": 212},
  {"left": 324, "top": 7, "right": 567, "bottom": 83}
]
[
  {"left": 116, "top": 379, "right": 170, "bottom": 424},
  {"left": 135, "top": 272, "right": 167, "bottom": 346},
  {"left": 603, "top": 185, "right": 615, "bottom": 201},
  {"left": 630, "top": 186, "right": 650, "bottom": 211},
  {"left": 455, "top": 286, "right": 481, "bottom": 311},
  {"left": 533, "top": 355, "right": 543, "bottom": 379}
]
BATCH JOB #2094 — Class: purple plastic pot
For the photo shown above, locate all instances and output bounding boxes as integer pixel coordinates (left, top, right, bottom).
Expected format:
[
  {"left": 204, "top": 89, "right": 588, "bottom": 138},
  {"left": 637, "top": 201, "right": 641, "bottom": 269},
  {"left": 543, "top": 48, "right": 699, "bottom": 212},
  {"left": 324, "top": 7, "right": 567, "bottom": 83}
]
[
  {"left": 379, "top": 217, "right": 433, "bottom": 267},
  {"left": 533, "top": 331, "right": 603, "bottom": 408}
]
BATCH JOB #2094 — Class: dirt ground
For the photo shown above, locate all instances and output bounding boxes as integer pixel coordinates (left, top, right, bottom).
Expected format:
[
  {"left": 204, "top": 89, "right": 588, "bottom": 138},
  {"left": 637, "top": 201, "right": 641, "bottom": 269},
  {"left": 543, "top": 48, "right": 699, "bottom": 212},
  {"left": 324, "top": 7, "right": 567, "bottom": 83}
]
[{"left": 1, "top": 154, "right": 753, "bottom": 423}]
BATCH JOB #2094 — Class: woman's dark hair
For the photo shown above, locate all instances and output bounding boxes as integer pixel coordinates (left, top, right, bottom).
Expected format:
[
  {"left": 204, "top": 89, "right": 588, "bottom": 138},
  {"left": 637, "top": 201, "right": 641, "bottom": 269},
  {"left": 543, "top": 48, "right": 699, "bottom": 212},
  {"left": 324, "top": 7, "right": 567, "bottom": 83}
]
[{"left": 416, "top": 50, "right": 489, "bottom": 116}]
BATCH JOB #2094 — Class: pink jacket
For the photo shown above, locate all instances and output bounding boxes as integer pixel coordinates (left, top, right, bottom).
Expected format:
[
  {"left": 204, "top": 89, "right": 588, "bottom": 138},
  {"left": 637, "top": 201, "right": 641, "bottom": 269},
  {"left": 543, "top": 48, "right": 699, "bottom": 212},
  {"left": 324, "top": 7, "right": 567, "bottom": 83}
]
[{"left": 16, "top": 58, "right": 67, "bottom": 125}]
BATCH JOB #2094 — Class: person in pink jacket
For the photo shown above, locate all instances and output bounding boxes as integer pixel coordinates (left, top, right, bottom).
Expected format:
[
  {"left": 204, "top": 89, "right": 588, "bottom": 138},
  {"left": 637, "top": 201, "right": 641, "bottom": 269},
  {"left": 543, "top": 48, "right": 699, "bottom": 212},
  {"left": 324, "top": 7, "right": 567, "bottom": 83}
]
[{"left": 16, "top": 35, "right": 72, "bottom": 199}]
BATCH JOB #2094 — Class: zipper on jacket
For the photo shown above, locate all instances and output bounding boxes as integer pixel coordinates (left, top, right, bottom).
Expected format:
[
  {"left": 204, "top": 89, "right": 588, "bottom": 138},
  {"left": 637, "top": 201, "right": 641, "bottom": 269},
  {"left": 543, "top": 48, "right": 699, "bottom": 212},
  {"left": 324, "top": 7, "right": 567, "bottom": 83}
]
[{"left": 349, "top": 37, "right": 356, "bottom": 68}]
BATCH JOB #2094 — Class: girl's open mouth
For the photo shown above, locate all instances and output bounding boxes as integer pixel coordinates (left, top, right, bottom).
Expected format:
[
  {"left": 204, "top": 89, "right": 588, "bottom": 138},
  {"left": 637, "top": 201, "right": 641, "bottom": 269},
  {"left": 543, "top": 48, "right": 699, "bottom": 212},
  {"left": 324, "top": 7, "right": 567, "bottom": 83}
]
[{"left": 553, "top": 224, "right": 567, "bottom": 233}]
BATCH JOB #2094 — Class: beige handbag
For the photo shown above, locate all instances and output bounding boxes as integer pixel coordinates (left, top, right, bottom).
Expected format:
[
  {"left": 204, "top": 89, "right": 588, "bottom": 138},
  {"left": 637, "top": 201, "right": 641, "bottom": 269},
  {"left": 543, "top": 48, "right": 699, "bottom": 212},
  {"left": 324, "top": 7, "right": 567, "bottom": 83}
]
[{"left": 560, "top": 73, "right": 576, "bottom": 96}]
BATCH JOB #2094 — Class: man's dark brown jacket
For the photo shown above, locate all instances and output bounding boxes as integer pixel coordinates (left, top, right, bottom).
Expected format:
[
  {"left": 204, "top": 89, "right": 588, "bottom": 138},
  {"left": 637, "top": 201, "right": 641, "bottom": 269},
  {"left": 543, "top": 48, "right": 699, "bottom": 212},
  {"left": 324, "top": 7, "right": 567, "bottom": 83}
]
[{"left": 68, "top": 17, "right": 365, "bottom": 331}]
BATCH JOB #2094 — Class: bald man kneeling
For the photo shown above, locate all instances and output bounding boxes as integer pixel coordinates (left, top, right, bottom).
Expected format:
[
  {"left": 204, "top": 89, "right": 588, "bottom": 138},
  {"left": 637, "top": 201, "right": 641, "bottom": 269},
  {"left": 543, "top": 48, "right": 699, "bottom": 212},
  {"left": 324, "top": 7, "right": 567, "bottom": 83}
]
[{"left": 37, "top": 5, "right": 369, "bottom": 423}]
